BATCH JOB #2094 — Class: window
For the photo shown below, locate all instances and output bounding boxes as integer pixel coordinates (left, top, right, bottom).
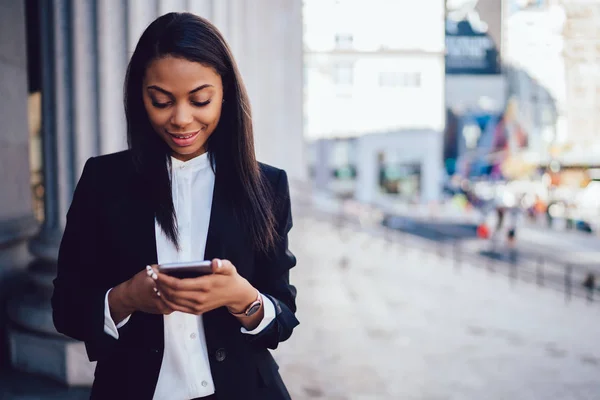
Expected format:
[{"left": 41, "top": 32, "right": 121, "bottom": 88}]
[
  {"left": 378, "top": 72, "right": 421, "bottom": 88},
  {"left": 333, "top": 62, "right": 354, "bottom": 85},
  {"left": 334, "top": 33, "right": 353, "bottom": 50}
]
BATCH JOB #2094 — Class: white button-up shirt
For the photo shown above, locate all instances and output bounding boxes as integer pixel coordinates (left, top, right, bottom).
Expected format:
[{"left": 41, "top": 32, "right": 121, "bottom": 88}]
[{"left": 103, "top": 152, "right": 276, "bottom": 400}]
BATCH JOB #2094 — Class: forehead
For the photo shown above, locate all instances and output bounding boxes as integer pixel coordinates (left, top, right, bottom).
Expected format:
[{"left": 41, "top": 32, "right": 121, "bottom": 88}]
[{"left": 144, "top": 56, "right": 222, "bottom": 90}]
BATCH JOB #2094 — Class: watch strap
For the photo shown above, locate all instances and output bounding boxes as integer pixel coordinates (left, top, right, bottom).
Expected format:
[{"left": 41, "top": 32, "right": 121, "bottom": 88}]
[{"left": 229, "top": 289, "right": 262, "bottom": 317}]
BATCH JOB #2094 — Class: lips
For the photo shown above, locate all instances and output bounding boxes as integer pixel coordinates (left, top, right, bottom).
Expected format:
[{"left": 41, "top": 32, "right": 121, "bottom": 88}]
[{"left": 167, "top": 129, "right": 201, "bottom": 147}]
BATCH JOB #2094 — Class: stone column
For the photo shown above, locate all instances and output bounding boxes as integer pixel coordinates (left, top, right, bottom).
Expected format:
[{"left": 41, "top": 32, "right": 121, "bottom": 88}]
[
  {"left": 6, "top": 0, "right": 98, "bottom": 386},
  {"left": 313, "top": 140, "right": 333, "bottom": 191},
  {"left": 246, "top": 0, "right": 307, "bottom": 182},
  {"left": 0, "top": 0, "right": 38, "bottom": 366},
  {"left": 6, "top": 0, "right": 305, "bottom": 386}
]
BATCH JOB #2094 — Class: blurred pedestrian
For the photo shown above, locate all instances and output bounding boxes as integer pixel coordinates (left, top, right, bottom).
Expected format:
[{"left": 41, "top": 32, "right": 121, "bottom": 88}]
[
  {"left": 495, "top": 206, "right": 505, "bottom": 235},
  {"left": 51, "top": 12, "right": 298, "bottom": 400},
  {"left": 506, "top": 206, "right": 521, "bottom": 263},
  {"left": 583, "top": 273, "right": 596, "bottom": 301}
]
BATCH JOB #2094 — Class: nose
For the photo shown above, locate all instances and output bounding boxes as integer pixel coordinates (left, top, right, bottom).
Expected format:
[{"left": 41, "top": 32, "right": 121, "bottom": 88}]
[{"left": 170, "top": 103, "right": 194, "bottom": 129}]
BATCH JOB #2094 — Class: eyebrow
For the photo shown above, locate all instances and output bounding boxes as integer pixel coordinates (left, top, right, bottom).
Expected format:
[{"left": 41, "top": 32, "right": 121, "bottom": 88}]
[{"left": 147, "top": 84, "right": 213, "bottom": 96}]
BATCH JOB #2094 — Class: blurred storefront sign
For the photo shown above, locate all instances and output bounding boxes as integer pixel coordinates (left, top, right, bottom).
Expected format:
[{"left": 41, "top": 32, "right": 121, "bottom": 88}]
[{"left": 445, "top": 0, "right": 502, "bottom": 75}]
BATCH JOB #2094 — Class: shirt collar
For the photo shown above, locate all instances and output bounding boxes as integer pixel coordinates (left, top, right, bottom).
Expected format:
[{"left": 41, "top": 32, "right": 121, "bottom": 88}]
[{"left": 170, "top": 152, "right": 211, "bottom": 171}]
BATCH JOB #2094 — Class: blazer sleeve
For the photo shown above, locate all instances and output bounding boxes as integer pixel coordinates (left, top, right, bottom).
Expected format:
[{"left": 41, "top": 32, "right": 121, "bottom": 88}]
[
  {"left": 51, "top": 157, "right": 117, "bottom": 362},
  {"left": 246, "top": 169, "right": 300, "bottom": 350}
]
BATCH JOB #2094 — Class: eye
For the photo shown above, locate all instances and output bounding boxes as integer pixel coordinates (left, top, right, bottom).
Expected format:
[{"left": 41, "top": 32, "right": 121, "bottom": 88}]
[
  {"left": 191, "top": 100, "right": 211, "bottom": 107},
  {"left": 152, "top": 101, "right": 171, "bottom": 109}
]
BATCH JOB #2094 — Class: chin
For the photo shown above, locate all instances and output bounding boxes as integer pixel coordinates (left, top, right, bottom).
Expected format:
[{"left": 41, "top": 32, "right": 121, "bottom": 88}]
[{"left": 170, "top": 145, "right": 206, "bottom": 160}]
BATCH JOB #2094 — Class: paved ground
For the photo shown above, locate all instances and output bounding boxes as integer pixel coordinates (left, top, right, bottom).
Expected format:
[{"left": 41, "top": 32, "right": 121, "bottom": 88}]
[{"left": 275, "top": 212, "right": 600, "bottom": 400}]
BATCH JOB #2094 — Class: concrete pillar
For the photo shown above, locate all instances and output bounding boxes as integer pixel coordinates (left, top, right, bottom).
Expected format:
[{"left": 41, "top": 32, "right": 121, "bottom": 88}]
[
  {"left": 127, "top": 0, "right": 159, "bottom": 54},
  {"left": 6, "top": 0, "right": 97, "bottom": 386},
  {"left": 251, "top": 0, "right": 306, "bottom": 182},
  {"left": 314, "top": 140, "right": 332, "bottom": 191},
  {"left": 186, "top": 0, "right": 212, "bottom": 18},
  {"left": 0, "top": 0, "right": 38, "bottom": 366},
  {"left": 355, "top": 136, "right": 379, "bottom": 205},
  {"left": 97, "top": 0, "right": 129, "bottom": 154}
]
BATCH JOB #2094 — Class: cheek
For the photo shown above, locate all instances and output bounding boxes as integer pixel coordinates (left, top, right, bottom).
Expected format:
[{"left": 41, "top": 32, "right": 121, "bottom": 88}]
[
  {"left": 195, "top": 107, "right": 222, "bottom": 128},
  {"left": 208, "top": 105, "right": 223, "bottom": 126},
  {"left": 144, "top": 103, "right": 169, "bottom": 128}
]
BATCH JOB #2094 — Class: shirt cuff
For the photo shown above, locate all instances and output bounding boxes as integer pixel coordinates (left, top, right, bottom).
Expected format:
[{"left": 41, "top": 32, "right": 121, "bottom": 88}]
[
  {"left": 104, "top": 288, "right": 131, "bottom": 340},
  {"left": 240, "top": 293, "right": 276, "bottom": 335}
]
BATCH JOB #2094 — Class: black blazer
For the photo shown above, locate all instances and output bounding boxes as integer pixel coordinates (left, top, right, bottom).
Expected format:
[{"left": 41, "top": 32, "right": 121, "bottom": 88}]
[{"left": 51, "top": 150, "right": 299, "bottom": 400}]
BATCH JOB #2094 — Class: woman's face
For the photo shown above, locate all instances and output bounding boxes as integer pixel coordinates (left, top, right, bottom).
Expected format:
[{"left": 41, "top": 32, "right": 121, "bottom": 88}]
[{"left": 142, "top": 55, "right": 223, "bottom": 161}]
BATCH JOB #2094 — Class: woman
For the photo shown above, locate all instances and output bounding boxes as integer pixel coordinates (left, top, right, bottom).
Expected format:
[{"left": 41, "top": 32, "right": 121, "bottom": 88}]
[{"left": 51, "top": 12, "right": 298, "bottom": 400}]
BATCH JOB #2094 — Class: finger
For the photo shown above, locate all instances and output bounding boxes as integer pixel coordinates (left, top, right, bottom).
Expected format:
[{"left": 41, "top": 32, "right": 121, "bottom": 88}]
[
  {"left": 212, "top": 258, "right": 234, "bottom": 275},
  {"left": 156, "top": 283, "right": 204, "bottom": 304},
  {"left": 145, "top": 265, "right": 158, "bottom": 280},
  {"left": 145, "top": 264, "right": 159, "bottom": 281},
  {"left": 163, "top": 294, "right": 199, "bottom": 311},
  {"left": 156, "top": 272, "right": 209, "bottom": 292}
]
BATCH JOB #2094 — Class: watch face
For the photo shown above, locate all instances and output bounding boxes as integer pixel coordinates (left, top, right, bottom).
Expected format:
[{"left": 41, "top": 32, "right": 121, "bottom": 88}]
[{"left": 246, "top": 302, "right": 262, "bottom": 317}]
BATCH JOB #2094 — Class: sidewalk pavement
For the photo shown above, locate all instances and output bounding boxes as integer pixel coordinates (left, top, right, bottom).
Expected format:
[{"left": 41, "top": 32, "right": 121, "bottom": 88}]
[{"left": 275, "top": 212, "right": 600, "bottom": 400}]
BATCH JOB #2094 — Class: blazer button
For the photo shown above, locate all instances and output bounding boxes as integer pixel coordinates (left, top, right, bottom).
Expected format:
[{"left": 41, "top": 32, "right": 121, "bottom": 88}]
[{"left": 215, "top": 348, "right": 226, "bottom": 362}]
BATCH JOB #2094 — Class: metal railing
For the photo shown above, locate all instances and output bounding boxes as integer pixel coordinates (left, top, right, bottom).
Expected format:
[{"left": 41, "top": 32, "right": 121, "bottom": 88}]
[{"left": 292, "top": 191, "right": 599, "bottom": 305}]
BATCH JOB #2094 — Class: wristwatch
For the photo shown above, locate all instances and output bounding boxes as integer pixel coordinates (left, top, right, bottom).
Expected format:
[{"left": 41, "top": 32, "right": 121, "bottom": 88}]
[{"left": 229, "top": 290, "right": 263, "bottom": 317}]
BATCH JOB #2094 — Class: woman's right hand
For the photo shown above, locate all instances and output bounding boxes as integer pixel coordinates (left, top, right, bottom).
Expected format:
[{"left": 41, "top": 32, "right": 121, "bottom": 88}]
[{"left": 108, "top": 266, "right": 173, "bottom": 323}]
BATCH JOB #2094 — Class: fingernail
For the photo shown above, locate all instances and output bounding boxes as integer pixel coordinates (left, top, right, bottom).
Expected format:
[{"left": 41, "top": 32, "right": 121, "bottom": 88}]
[
  {"left": 151, "top": 272, "right": 158, "bottom": 280},
  {"left": 217, "top": 259, "right": 222, "bottom": 269}
]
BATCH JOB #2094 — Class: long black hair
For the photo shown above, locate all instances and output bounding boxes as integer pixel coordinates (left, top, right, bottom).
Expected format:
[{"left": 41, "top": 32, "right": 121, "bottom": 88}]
[{"left": 124, "top": 12, "right": 276, "bottom": 253}]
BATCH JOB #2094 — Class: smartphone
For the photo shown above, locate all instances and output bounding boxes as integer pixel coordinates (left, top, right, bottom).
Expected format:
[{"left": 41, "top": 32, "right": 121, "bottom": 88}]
[{"left": 158, "top": 260, "right": 213, "bottom": 279}]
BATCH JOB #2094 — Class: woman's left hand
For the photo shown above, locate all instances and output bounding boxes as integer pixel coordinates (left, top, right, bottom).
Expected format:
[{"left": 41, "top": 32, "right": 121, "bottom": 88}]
[{"left": 153, "top": 259, "right": 257, "bottom": 315}]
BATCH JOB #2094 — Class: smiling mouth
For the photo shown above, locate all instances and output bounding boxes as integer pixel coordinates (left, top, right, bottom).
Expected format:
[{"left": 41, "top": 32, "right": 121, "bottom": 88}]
[{"left": 168, "top": 130, "right": 200, "bottom": 139}]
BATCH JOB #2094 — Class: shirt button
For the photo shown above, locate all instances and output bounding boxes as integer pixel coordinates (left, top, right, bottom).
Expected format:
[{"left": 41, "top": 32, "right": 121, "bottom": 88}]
[
  {"left": 201, "top": 381, "right": 208, "bottom": 387},
  {"left": 215, "top": 348, "right": 226, "bottom": 362},
  {"left": 190, "top": 333, "right": 197, "bottom": 339}
]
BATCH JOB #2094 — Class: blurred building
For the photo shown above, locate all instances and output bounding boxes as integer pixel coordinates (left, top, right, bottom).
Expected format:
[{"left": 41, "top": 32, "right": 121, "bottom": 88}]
[
  {"left": 501, "top": 0, "right": 600, "bottom": 187},
  {"left": 561, "top": 0, "right": 600, "bottom": 166},
  {"left": 304, "top": 0, "right": 446, "bottom": 204},
  {"left": 0, "top": 0, "right": 303, "bottom": 390},
  {"left": 443, "top": 0, "right": 508, "bottom": 180},
  {"left": 502, "top": 0, "right": 565, "bottom": 178}
]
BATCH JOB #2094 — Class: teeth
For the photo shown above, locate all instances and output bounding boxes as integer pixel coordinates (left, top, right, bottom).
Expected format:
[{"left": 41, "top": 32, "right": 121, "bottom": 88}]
[{"left": 172, "top": 132, "right": 195, "bottom": 139}]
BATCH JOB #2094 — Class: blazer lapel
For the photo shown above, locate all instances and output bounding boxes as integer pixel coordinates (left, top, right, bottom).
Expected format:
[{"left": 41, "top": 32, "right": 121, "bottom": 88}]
[
  {"left": 203, "top": 172, "right": 249, "bottom": 274},
  {"left": 203, "top": 172, "right": 227, "bottom": 263}
]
